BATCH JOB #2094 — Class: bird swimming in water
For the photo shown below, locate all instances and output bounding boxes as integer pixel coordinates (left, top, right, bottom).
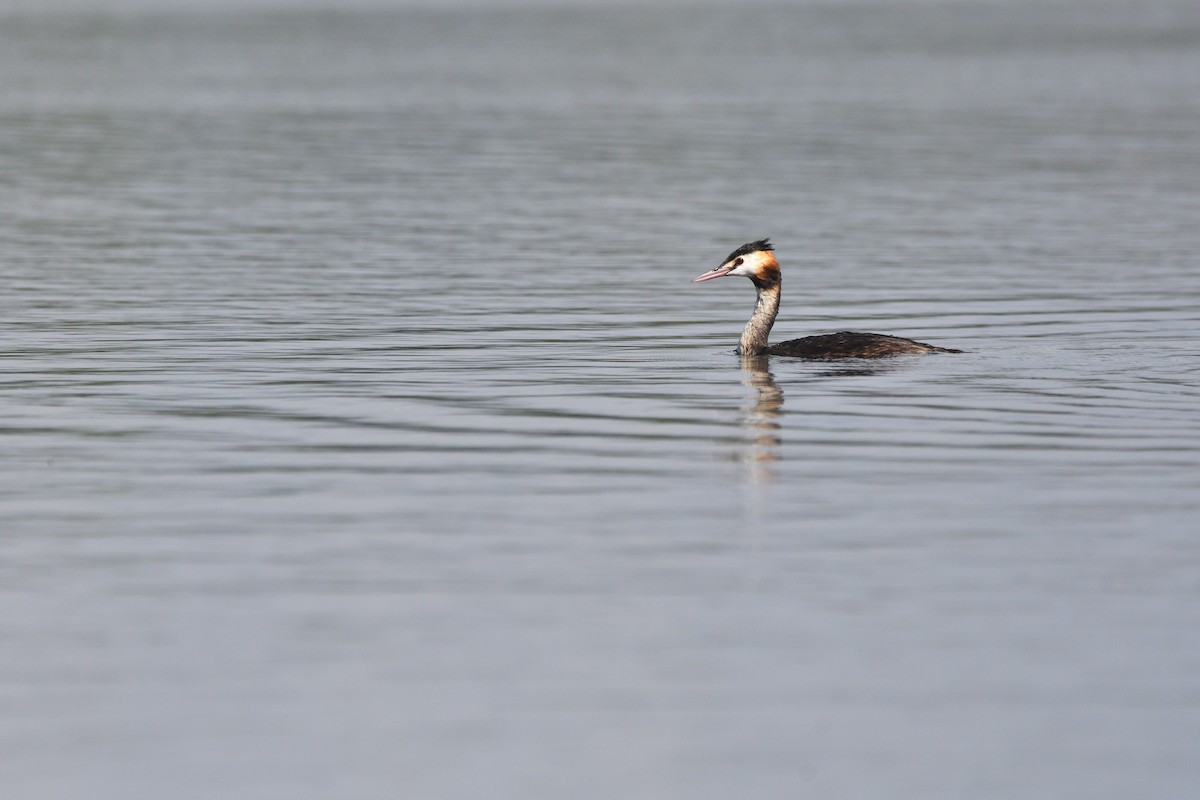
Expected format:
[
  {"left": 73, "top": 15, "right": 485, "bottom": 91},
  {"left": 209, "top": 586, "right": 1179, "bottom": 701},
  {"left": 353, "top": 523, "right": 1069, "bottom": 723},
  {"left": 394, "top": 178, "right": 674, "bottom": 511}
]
[{"left": 692, "top": 239, "right": 961, "bottom": 359}]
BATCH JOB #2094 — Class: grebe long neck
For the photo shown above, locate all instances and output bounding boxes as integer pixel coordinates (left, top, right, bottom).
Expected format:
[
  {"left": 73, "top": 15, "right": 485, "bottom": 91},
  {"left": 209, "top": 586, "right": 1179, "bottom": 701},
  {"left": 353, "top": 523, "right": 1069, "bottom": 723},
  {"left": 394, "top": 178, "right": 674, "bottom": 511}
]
[{"left": 740, "top": 279, "right": 780, "bottom": 356}]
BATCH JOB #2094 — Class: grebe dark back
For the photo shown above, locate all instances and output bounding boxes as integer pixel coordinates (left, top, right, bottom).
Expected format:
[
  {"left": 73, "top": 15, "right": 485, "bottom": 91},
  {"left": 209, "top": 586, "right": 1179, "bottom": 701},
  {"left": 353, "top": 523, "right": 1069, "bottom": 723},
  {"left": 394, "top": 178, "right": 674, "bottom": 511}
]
[{"left": 692, "top": 239, "right": 961, "bottom": 359}]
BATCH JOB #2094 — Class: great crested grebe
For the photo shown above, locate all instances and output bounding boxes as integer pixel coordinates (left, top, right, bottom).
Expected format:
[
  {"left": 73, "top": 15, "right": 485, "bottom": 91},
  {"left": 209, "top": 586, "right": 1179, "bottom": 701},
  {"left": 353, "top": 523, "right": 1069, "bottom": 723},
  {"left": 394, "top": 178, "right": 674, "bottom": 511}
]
[{"left": 692, "top": 239, "right": 961, "bottom": 359}]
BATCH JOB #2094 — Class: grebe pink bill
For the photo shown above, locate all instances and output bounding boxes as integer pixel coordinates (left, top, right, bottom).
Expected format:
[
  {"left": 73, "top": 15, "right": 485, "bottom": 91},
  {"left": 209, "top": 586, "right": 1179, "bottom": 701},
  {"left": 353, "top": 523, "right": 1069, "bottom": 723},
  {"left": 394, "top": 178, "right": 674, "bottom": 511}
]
[{"left": 693, "top": 239, "right": 961, "bottom": 359}]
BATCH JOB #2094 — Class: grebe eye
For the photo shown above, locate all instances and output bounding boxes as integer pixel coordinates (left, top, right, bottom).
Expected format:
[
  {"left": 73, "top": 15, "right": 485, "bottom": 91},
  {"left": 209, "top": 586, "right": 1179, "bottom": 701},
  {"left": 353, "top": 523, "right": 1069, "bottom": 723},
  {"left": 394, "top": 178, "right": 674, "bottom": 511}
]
[{"left": 733, "top": 257, "right": 744, "bottom": 266}]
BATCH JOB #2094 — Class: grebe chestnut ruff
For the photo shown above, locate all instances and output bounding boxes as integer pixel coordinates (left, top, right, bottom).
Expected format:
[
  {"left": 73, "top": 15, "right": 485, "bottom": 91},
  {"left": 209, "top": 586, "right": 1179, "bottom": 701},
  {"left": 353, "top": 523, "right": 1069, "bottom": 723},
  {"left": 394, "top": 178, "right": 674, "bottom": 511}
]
[{"left": 693, "top": 239, "right": 961, "bottom": 359}]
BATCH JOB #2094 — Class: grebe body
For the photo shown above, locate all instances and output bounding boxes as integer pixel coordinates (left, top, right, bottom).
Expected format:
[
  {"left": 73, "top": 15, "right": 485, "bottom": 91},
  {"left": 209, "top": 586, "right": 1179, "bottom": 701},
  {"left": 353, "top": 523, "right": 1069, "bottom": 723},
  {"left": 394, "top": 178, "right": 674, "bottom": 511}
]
[{"left": 693, "top": 239, "right": 960, "bottom": 360}]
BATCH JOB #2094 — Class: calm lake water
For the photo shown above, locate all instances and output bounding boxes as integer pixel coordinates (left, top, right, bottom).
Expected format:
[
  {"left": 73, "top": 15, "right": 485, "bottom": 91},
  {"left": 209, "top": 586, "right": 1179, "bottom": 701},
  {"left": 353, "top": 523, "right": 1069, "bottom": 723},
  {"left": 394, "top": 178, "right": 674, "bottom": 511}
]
[{"left": 2, "top": 0, "right": 1199, "bottom": 797}]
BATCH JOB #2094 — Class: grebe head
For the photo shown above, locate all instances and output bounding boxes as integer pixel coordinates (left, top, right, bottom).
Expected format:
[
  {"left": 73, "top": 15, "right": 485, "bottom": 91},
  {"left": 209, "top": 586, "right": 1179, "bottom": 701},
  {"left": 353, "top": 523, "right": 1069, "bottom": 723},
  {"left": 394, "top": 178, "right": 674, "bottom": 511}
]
[{"left": 692, "top": 239, "right": 780, "bottom": 288}]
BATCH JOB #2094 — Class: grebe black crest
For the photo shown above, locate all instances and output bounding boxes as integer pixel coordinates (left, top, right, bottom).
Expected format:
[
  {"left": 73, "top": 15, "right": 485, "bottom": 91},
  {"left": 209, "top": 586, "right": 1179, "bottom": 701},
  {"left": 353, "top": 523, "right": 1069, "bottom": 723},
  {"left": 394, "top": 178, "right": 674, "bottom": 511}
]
[{"left": 692, "top": 239, "right": 961, "bottom": 359}]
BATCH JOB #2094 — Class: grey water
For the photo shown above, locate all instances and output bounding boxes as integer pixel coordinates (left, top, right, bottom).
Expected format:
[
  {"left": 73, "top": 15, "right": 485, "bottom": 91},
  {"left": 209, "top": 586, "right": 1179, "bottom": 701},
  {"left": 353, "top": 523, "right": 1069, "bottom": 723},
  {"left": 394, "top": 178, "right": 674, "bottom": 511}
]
[{"left": 2, "top": 0, "right": 1199, "bottom": 797}]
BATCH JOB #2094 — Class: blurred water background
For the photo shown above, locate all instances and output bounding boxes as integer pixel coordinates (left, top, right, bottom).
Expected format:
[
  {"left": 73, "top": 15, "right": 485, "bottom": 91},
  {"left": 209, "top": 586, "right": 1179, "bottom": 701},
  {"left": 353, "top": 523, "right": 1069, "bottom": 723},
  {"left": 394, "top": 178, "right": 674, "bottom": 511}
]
[{"left": 1, "top": 0, "right": 1198, "bottom": 797}]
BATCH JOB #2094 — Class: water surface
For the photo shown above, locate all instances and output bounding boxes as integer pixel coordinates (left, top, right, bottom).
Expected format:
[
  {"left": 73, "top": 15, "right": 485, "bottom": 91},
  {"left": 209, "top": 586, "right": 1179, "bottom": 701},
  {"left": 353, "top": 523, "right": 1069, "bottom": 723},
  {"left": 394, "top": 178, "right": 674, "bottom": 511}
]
[{"left": 1, "top": 1, "right": 1199, "bottom": 797}]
